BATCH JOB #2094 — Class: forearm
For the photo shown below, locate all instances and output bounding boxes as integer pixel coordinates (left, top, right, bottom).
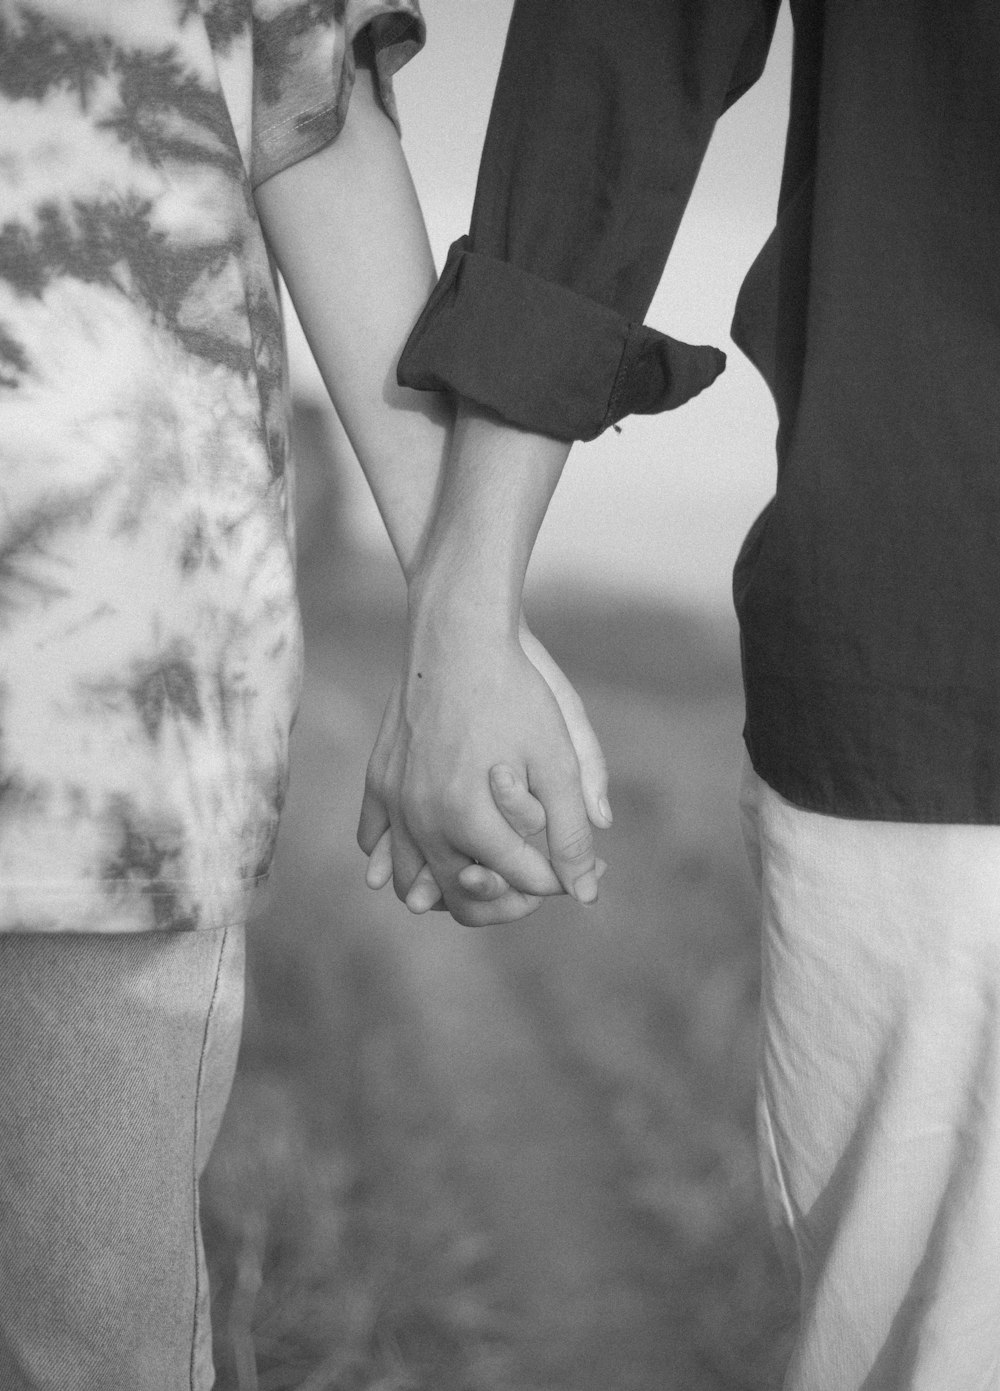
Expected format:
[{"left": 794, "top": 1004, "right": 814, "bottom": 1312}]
[
  {"left": 254, "top": 43, "right": 447, "bottom": 580},
  {"left": 408, "top": 402, "right": 571, "bottom": 641}
]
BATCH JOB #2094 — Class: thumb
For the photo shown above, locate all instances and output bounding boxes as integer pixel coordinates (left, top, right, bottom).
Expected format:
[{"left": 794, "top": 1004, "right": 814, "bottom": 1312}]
[
  {"left": 520, "top": 631, "right": 611, "bottom": 828},
  {"left": 558, "top": 687, "right": 611, "bottom": 830}
]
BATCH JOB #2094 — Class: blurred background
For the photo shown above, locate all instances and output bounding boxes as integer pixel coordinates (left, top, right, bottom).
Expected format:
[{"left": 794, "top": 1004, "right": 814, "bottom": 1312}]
[{"left": 203, "top": 4, "right": 798, "bottom": 1388}]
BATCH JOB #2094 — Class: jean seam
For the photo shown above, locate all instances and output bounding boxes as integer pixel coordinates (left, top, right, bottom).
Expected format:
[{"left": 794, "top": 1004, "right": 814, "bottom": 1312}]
[{"left": 189, "top": 924, "right": 229, "bottom": 1391}]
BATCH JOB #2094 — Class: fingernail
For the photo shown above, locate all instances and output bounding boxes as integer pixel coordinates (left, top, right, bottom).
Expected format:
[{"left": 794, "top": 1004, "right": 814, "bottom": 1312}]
[
  {"left": 491, "top": 766, "right": 515, "bottom": 791},
  {"left": 598, "top": 796, "right": 613, "bottom": 825},
  {"left": 573, "top": 870, "right": 599, "bottom": 904},
  {"left": 595, "top": 858, "right": 608, "bottom": 880}
]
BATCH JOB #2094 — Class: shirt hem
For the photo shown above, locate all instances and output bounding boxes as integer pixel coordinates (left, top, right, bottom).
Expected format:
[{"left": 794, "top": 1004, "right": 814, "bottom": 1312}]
[
  {"left": 743, "top": 733, "right": 1000, "bottom": 828},
  {"left": 0, "top": 875, "right": 270, "bottom": 935}
]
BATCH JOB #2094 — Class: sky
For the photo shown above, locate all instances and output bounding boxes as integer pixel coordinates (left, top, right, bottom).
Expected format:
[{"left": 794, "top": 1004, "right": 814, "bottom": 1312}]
[{"left": 288, "top": 1, "right": 794, "bottom": 616}]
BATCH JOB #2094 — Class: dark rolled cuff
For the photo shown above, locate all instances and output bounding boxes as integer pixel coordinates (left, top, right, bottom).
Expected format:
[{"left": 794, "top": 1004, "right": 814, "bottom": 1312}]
[{"left": 397, "top": 238, "right": 726, "bottom": 442}]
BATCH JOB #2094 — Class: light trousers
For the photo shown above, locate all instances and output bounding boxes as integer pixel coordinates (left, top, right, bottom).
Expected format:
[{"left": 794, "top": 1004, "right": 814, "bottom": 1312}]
[
  {"left": 741, "top": 761, "right": 1000, "bottom": 1391},
  {"left": 0, "top": 924, "right": 244, "bottom": 1391}
]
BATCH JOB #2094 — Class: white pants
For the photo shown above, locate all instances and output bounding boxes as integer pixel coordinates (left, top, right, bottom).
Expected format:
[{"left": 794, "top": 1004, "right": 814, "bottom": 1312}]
[{"left": 741, "top": 761, "right": 1000, "bottom": 1391}]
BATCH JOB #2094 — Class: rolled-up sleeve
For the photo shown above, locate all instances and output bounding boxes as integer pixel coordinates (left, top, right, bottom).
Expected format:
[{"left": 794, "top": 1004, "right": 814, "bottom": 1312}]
[
  {"left": 398, "top": 0, "right": 779, "bottom": 442},
  {"left": 251, "top": 0, "right": 425, "bottom": 189}
]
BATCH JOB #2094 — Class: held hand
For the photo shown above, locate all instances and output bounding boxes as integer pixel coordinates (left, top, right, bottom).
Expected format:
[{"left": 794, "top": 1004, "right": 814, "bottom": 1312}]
[
  {"left": 455, "top": 618, "right": 611, "bottom": 900},
  {"left": 358, "top": 623, "right": 604, "bottom": 926},
  {"left": 367, "top": 823, "right": 607, "bottom": 914},
  {"left": 363, "top": 621, "right": 610, "bottom": 918},
  {"left": 518, "top": 618, "right": 610, "bottom": 828}
]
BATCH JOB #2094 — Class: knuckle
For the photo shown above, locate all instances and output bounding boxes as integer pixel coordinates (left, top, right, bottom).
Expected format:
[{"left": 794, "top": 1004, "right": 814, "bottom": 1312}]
[
  {"left": 509, "top": 817, "right": 544, "bottom": 845},
  {"left": 556, "top": 823, "right": 595, "bottom": 865}
]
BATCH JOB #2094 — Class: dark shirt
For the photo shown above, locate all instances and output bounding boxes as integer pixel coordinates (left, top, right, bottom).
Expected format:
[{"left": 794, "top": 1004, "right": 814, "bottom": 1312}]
[{"left": 400, "top": 0, "right": 1000, "bottom": 824}]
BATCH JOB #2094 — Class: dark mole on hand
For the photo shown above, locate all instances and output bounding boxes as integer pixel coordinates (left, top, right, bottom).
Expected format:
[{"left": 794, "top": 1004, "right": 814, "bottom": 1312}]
[{"left": 417, "top": 671, "right": 422, "bottom": 678}]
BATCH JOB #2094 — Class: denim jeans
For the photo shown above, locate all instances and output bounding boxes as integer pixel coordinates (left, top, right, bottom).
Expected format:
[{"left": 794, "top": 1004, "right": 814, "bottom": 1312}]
[{"left": 0, "top": 923, "right": 245, "bottom": 1391}]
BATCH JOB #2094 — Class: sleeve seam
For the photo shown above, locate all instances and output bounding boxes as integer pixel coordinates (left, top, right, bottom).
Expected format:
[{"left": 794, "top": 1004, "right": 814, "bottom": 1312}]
[{"left": 601, "top": 321, "right": 639, "bottom": 434}]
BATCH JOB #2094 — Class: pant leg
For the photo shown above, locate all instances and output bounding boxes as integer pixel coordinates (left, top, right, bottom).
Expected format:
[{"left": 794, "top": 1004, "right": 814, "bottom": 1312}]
[
  {"left": 741, "top": 760, "right": 1000, "bottom": 1391},
  {"left": 0, "top": 923, "right": 245, "bottom": 1391}
]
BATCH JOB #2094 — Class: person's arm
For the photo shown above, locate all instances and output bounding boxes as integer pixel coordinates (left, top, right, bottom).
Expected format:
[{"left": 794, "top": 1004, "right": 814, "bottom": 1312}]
[
  {"left": 253, "top": 40, "right": 445, "bottom": 581},
  {"left": 254, "top": 38, "right": 609, "bottom": 917},
  {"left": 399, "top": 0, "right": 780, "bottom": 439},
  {"left": 364, "top": 0, "right": 780, "bottom": 920}
]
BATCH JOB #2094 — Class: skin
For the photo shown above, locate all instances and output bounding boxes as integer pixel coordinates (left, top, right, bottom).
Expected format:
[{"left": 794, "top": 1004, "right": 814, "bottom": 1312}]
[
  {"left": 253, "top": 40, "right": 607, "bottom": 922},
  {"left": 359, "top": 401, "right": 611, "bottom": 925},
  {"left": 376, "top": 619, "right": 609, "bottom": 915}
]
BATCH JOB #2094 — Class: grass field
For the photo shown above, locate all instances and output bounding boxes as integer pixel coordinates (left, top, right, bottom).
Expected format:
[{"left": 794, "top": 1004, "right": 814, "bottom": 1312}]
[{"left": 201, "top": 409, "right": 797, "bottom": 1391}]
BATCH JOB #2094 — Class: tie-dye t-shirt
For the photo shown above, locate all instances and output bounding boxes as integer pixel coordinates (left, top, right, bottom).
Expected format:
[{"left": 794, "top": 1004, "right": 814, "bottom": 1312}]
[{"left": 0, "top": 0, "right": 424, "bottom": 933}]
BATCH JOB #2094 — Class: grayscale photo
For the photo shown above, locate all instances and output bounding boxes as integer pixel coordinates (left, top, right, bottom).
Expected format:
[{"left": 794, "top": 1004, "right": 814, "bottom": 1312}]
[{"left": 0, "top": 2, "right": 996, "bottom": 1388}]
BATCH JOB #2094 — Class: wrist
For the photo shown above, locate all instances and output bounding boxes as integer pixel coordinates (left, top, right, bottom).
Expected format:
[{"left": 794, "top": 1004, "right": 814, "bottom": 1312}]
[
  {"left": 407, "top": 508, "right": 527, "bottom": 628},
  {"left": 405, "top": 402, "right": 566, "bottom": 624},
  {"left": 407, "top": 560, "right": 521, "bottom": 643},
  {"left": 402, "top": 585, "right": 520, "bottom": 711}
]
